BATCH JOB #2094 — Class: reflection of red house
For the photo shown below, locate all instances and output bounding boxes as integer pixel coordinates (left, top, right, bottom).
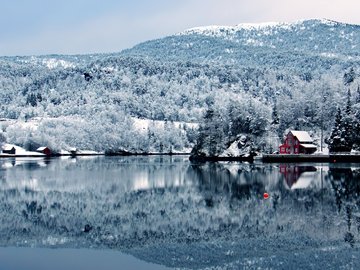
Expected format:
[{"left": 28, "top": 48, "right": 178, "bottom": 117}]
[
  {"left": 280, "top": 165, "right": 317, "bottom": 189},
  {"left": 279, "top": 130, "right": 317, "bottom": 154},
  {"left": 36, "top": 147, "right": 52, "bottom": 156}
]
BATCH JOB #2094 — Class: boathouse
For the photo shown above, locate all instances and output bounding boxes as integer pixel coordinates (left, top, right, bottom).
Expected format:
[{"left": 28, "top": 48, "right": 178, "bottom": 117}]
[
  {"left": 2, "top": 146, "right": 16, "bottom": 155},
  {"left": 69, "top": 148, "right": 77, "bottom": 156},
  {"left": 36, "top": 146, "right": 52, "bottom": 156},
  {"left": 279, "top": 130, "right": 317, "bottom": 154}
]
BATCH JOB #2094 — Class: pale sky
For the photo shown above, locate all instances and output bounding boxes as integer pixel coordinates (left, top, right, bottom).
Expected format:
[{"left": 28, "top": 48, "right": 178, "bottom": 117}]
[{"left": 1, "top": 0, "right": 360, "bottom": 56}]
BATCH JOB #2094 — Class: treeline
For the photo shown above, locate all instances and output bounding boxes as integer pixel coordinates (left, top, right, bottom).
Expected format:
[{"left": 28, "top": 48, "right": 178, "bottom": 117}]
[
  {"left": 192, "top": 98, "right": 269, "bottom": 156},
  {"left": 192, "top": 85, "right": 360, "bottom": 156},
  {"left": 328, "top": 88, "right": 360, "bottom": 152},
  {"left": 0, "top": 55, "right": 359, "bottom": 153}
]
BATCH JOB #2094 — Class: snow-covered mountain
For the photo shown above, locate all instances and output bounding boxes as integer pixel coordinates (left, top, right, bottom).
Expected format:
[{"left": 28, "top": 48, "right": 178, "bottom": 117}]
[
  {"left": 179, "top": 19, "right": 359, "bottom": 55},
  {"left": 0, "top": 19, "right": 360, "bottom": 153},
  {"left": 124, "top": 19, "right": 360, "bottom": 70}
]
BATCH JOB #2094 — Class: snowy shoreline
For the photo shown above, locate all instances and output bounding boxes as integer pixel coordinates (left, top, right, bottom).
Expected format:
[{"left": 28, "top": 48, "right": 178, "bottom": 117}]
[
  {"left": 0, "top": 152, "right": 192, "bottom": 158},
  {"left": 0, "top": 143, "right": 191, "bottom": 158}
]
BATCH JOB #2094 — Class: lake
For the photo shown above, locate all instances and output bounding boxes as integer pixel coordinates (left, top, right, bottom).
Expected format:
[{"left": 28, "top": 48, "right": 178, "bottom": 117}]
[{"left": 0, "top": 156, "right": 360, "bottom": 269}]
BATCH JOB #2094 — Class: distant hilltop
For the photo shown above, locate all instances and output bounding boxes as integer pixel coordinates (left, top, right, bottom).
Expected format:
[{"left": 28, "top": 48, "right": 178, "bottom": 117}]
[
  {"left": 179, "top": 19, "right": 351, "bottom": 35},
  {"left": 124, "top": 18, "right": 360, "bottom": 67}
]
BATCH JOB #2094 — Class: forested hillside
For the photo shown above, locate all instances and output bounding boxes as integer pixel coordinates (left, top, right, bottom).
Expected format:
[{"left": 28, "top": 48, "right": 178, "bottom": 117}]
[{"left": 0, "top": 19, "right": 360, "bottom": 154}]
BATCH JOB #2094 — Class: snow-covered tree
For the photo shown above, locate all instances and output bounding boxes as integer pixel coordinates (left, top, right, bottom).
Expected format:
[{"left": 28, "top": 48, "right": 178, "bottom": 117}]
[
  {"left": 328, "top": 108, "right": 344, "bottom": 152},
  {"left": 271, "top": 102, "right": 279, "bottom": 125},
  {"left": 193, "top": 108, "right": 226, "bottom": 156}
]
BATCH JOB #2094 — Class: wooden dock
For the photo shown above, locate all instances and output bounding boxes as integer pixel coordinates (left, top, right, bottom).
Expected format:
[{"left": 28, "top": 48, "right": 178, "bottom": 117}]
[{"left": 261, "top": 154, "right": 360, "bottom": 163}]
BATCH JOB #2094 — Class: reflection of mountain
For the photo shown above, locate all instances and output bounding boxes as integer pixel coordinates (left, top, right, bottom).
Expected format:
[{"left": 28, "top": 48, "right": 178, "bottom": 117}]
[
  {"left": 0, "top": 158, "right": 360, "bottom": 269},
  {"left": 279, "top": 165, "right": 317, "bottom": 189}
]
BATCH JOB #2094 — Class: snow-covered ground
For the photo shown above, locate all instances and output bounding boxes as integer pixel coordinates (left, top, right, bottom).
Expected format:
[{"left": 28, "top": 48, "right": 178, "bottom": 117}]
[
  {"left": 179, "top": 19, "right": 342, "bottom": 38},
  {"left": 315, "top": 147, "right": 329, "bottom": 155},
  {"left": 132, "top": 117, "right": 198, "bottom": 132},
  {"left": 0, "top": 143, "right": 103, "bottom": 157}
]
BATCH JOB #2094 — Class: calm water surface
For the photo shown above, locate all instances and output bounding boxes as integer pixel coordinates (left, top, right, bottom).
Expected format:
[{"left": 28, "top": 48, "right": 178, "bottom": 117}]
[{"left": 1, "top": 156, "right": 360, "bottom": 269}]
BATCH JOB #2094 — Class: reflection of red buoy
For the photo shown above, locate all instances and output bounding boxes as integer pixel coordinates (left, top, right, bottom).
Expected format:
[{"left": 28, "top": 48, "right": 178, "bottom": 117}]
[
  {"left": 334, "top": 160, "right": 336, "bottom": 163},
  {"left": 263, "top": 193, "right": 269, "bottom": 199}
]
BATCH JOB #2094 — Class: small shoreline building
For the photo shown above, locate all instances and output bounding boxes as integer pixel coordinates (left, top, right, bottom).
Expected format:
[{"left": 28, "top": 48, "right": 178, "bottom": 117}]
[
  {"left": 2, "top": 146, "right": 16, "bottom": 155},
  {"left": 279, "top": 130, "right": 317, "bottom": 154},
  {"left": 36, "top": 147, "right": 52, "bottom": 156}
]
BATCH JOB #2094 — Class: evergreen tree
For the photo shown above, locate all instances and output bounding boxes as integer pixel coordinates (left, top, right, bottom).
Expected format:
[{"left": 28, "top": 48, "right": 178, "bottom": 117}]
[
  {"left": 0, "top": 131, "right": 6, "bottom": 146},
  {"left": 329, "top": 104, "right": 355, "bottom": 153},
  {"left": 343, "top": 89, "right": 355, "bottom": 151},
  {"left": 192, "top": 108, "right": 226, "bottom": 156},
  {"left": 329, "top": 108, "right": 343, "bottom": 152},
  {"left": 271, "top": 102, "right": 279, "bottom": 125},
  {"left": 344, "top": 67, "right": 355, "bottom": 86},
  {"left": 354, "top": 86, "right": 360, "bottom": 150},
  {"left": 342, "top": 114, "right": 354, "bottom": 151},
  {"left": 345, "top": 88, "right": 352, "bottom": 115},
  {"left": 356, "top": 85, "right": 360, "bottom": 104},
  {"left": 353, "top": 121, "right": 360, "bottom": 151}
]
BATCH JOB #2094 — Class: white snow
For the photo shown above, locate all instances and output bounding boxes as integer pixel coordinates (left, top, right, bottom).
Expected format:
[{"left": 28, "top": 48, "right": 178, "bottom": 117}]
[
  {"left": 245, "top": 38, "right": 264, "bottom": 47},
  {"left": 77, "top": 150, "right": 102, "bottom": 155},
  {"left": 235, "top": 21, "right": 295, "bottom": 30},
  {"left": 179, "top": 20, "right": 304, "bottom": 37},
  {"left": 315, "top": 147, "right": 329, "bottom": 155},
  {"left": 178, "top": 19, "right": 346, "bottom": 45},
  {"left": 291, "top": 172, "right": 316, "bottom": 189},
  {"left": 132, "top": 118, "right": 198, "bottom": 133},
  {"left": 42, "top": 58, "right": 75, "bottom": 69},
  {"left": 220, "top": 136, "right": 252, "bottom": 157},
  {"left": 318, "top": 18, "right": 339, "bottom": 26},
  {"left": 290, "top": 130, "right": 313, "bottom": 143},
  {"left": 299, "top": 143, "right": 317, "bottom": 149},
  {"left": 16, "top": 120, "right": 39, "bottom": 131},
  {"left": 320, "top": 52, "right": 340, "bottom": 59},
  {"left": 220, "top": 140, "right": 242, "bottom": 157},
  {"left": 59, "top": 150, "right": 71, "bottom": 155}
]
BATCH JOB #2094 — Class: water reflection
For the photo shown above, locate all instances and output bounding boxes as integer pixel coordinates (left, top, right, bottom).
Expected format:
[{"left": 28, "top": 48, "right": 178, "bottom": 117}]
[
  {"left": 188, "top": 163, "right": 267, "bottom": 203},
  {"left": 0, "top": 156, "right": 192, "bottom": 193},
  {"left": 328, "top": 167, "right": 360, "bottom": 212},
  {"left": 0, "top": 157, "right": 360, "bottom": 269},
  {"left": 279, "top": 165, "right": 317, "bottom": 189}
]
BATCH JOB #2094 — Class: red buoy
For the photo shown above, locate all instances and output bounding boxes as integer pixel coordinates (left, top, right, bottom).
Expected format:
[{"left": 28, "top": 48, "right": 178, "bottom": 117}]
[{"left": 263, "top": 192, "right": 269, "bottom": 199}]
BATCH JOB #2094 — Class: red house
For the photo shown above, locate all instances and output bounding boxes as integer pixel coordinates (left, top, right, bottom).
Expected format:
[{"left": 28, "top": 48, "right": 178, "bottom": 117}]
[{"left": 279, "top": 130, "right": 317, "bottom": 154}]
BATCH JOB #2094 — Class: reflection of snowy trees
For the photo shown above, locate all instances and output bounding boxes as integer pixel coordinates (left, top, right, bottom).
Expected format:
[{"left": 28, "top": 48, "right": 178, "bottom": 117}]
[
  {"left": 328, "top": 88, "right": 360, "bottom": 152},
  {"left": 328, "top": 167, "right": 360, "bottom": 247},
  {"left": 0, "top": 159, "right": 360, "bottom": 266}
]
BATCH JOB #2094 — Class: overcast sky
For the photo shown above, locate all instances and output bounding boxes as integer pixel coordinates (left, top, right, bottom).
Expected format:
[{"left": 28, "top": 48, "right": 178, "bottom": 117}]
[{"left": 1, "top": 0, "right": 360, "bottom": 56}]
